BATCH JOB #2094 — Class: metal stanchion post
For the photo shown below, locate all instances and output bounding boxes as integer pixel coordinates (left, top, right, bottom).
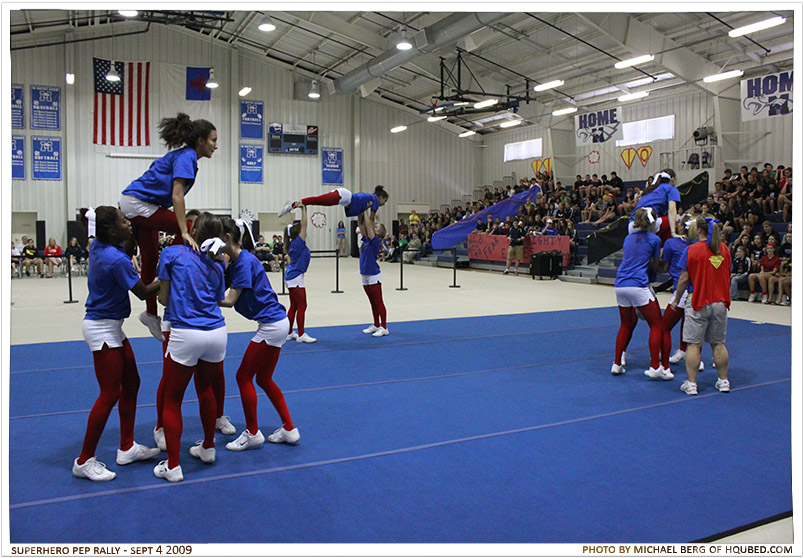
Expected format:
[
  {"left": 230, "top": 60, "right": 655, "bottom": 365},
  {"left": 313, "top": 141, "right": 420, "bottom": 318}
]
[
  {"left": 278, "top": 256, "right": 288, "bottom": 296},
  {"left": 449, "top": 247, "right": 461, "bottom": 288},
  {"left": 396, "top": 250, "right": 408, "bottom": 291},
  {"left": 64, "top": 256, "right": 78, "bottom": 304},
  {"left": 331, "top": 249, "right": 343, "bottom": 294}
]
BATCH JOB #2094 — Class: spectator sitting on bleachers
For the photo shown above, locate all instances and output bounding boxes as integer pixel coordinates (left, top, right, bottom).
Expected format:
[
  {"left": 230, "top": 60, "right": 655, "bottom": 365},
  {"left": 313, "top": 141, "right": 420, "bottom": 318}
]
[
  {"left": 730, "top": 245, "right": 752, "bottom": 301},
  {"left": 21, "top": 238, "right": 44, "bottom": 278},
  {"left": 748, "top": 233, "right": 766, "bottom": 265},
  {"left": 380, "top": 234, "right": 393, "bottom": 261},
  {"left": 777, "top": 170, "right": 792, "bottom": 222},
  {"left": 272, "top": 235, "right": 287, "bottom": 270},
  {"left": 770, "top": 252, "right": 792, "bottom": 306},
  {"left": 712, "top": 201, "right": 736, "bottom": 239},
  {"left": 748, "top": 244, "right": 781, "bottom": 303},
  {"left": 591, "top": 194, "right": 617, "bottom": 226},
  {"left": 761, "top": 220, "right": 781, "bottom": 247},
  {"left": 606, "top": 171, "right": 624, "bottom": 196},
  {"left": 541, "top": 219, "right": 559, "bottom": 236},
  {"left": 404, "top": 233, "right": 422, "bottom": 263},
  {"left": 43, "top": 237, "right": 63, "bottom": 278}
]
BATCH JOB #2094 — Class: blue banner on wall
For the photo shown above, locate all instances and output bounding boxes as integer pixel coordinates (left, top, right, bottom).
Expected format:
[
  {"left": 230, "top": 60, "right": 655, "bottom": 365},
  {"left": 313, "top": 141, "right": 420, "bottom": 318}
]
[
  {"left": 30, "top": 85, "right": 61, "bottom": 130},
  {"left": 240, "top": 144, "right": 263, "bottom": 183},
  {"left": 322, "top": 147, "right": 343, "bottom": 186},
  {"left": 12, "top": 85, "right": 24, "bottom": 129},
  {"left": 32, "top": 136, "right": 62, "bottom": 181},
  {"left": 240, "top": 100, "right": 264, "bottom": 139},
  {"left": 12, "top": 135, "right": 25, "bottom": 180}
]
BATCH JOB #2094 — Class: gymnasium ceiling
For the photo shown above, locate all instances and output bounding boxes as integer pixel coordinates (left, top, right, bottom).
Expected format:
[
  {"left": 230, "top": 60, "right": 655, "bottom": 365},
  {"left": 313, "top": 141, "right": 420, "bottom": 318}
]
[{"left": 8, "top": 9, "right": 795, "bottom": 137}]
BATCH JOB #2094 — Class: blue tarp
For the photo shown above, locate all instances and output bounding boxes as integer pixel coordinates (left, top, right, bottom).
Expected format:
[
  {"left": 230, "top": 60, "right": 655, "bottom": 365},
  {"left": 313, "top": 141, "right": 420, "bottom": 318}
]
[{"left": 431, "top": 185, "right": 542, "bottom": 250}]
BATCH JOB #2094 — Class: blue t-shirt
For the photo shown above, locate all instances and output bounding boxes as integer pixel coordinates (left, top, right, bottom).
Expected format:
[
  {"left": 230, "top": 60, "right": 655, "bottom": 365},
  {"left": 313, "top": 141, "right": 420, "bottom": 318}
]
[
  {"left": 661, "top": 237, "right": 691, "bottom": 290},
  {"left": 614, "top": 231, "right": 661, "bottom": 288},
  {"left": 542, "top": 226, "right": 559, "bottom": 236},
  {"left": 285, "top": 236, "right": 311, "bottom": 281},
  {"left": 227, "top": 250, "right": 287, "bottom": 324},
  {"left": 85, "top": 240, "right": 141, "bottom": 321},
  {"left": 677, "top": 240, "right": 700, "bottom": 293},
  {"left": 359, "top": 235, "right": 381, "bottom": 276},
  {"left": 336, "top": 226, "right": 346, "bottom": 239},
  {"left": 157, "top": 245, "right": 225, "bottom": 330},
  {"left": 631, "top": 183, "right": 681, "bottom": 219},
  {"left": 345, "top": 193, "right": 380, "bottom": 217},
  {"left": 122, "top": 147, "right": 198, "bottom": 208}
]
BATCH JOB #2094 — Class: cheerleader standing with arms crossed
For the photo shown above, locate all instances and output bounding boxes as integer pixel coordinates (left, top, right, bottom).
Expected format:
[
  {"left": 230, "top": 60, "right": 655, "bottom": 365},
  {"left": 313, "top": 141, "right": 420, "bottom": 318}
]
[
  {"left": 119, "top": 113, "right": 217, "bottom": 340},
  {"left": 285, "top": 206, "right": 316, "bottom": 343},
  {"left": 359, "top": 210, "right": 389, "bottom": 337},
  {"left": 612, "top": 208, "right": 671, "bottom": 379},
  {"left": 73, "top": 207, "right": 161, "bottom": 482},
  {"left": 219, "top": 217, "right": 300, "bottom": 449},
  {"left": 153, "top": 213, "right": 227, "bottom": 482}
]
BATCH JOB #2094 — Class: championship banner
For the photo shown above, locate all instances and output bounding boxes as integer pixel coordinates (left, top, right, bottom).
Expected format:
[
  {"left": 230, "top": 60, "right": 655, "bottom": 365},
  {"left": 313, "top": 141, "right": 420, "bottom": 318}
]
[
  {"left": 30, "top": 85, "right": 60, "bottom": 130},
  {"left": 574, "top": 106, "right": 623, "bottom": 146},
  {"left": 240, "top": 100, "right": 264, "bottom": 139},
  {"left": 12, "top": 135, "right": 25, "bottom": 179},
  {"left": 12, "top": 84, "right": 24, "bottom": 129},
  {"left": 322, "top": 147, "right": 344, "bottom": 186},
  {"left": 741, "top": 70, "right": 792, "bottom": 121},
  {"left": 239, "top": 144, "right": 263, "bottom": 183},
  {"left": 467, "top": 233, "right": 570, "bottom": 267},
  {"left": 31, "top": 136, "right": 62, "bottom": 181}
]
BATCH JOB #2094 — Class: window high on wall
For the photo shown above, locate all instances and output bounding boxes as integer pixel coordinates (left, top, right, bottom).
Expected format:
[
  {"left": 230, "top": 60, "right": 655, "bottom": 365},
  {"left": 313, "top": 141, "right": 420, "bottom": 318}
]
[
  {"left": 616, "top": 115, "right": 675, "bottom": 147},
  {"left": 504, "top": 138, "right": 542, "bottom": 162}
]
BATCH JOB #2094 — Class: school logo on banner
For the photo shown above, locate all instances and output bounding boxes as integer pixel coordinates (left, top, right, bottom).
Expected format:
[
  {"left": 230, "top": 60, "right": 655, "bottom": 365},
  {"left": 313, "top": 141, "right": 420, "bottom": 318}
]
[
  {"left": 575, "top": 107, "right": 623, "bottom": 146},
  {"left": 186, "top": 67, "right": 211, "bottom": 101},
  {"left": 621, "top": 148, "right": 637, "bottom": 169},
  {"left": 637, "top": 146, "right": 652, "bottom": 167},
  {"left": 741, "top": 70, "right": 792, "bottom": 121}
]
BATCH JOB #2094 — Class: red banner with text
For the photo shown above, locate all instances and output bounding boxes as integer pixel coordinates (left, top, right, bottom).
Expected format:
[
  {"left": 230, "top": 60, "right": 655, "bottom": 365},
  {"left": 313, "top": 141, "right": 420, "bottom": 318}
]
[{"left": 467, "top": 233, "right": 570, "bottom": 266}]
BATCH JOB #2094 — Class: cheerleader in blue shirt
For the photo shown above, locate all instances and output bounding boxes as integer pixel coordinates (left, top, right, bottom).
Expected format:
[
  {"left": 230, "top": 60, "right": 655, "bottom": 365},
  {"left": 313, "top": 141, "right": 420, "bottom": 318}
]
[
  {"left": 219, "top": 217, "right": 300, "bottom": 450},
  {"left": 119, "top": 113, "right": 217, "bottom": 341},
  {"left": 629, "top": 169, "right": 682, "bottom": 245},
  {"left": 153, "top": 213, "right": 227, "bottom": 483},
  {"left": 358, "top": 209, "right": 389, "bottom": 337},
  {"left": 285, "top": 205, "right": 316, "bottom": 343},
  {"left": 279, "top": 185, "right": 389, "bottom": 219},
  {"left": 73, "top": 206, "right": 161, "bottom": 482},
  {"left": 612, "top": 208, "right": 670, "bottom": 379}
]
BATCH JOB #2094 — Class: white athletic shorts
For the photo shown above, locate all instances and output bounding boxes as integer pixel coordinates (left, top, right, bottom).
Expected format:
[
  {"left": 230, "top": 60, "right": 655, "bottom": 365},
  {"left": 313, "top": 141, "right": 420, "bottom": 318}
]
[
  {"left": 672, "top": 289, "right": 690, "bottom": 310},
  {"left": 162, "top": 319, "right": 172, "bottom": 334},
  {"left": 335, "top": 188, "right": 352, "bottom": 208},
  {"left": 166, "top": 325, "right": 227, "bottom": 366},
  {"left": 252, "top": 317, "right": 290, "bottom": 347},
  {"left": 119, "top": 193, "right": 159, "bottom": 219},
  {"left": 615, "top": 285, "right": 656, "bottom": 308},
  {"left": 286, "top": 274, "right": 305, "bottom": 288},
  {"left": 628, "top": 219, "right": 661, "bottom": 235},
  {"left": 82, "top": 319, "right": 127, "bottom": 352},
  {"left": 361, "top": 272, "right": 382, "bottom": 286}
]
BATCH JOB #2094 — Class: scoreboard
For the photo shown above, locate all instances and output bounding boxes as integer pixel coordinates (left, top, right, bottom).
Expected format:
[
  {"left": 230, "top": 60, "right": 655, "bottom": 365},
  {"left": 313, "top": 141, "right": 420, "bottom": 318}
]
[{"left": 268, "top": 123, "right": 318, "bottom": 155}]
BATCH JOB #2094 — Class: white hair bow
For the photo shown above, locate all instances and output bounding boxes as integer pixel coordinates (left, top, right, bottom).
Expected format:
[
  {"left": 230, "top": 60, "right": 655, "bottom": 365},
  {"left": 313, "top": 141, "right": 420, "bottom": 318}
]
[
  {"left": 651, "top": 172, "right": 672, "bottom": 186},
  {"left": 646, "top": 207, "right": 656, "bottom": 223},
  {"left": 235, "top": 211, "right": 256, "bottom": 248},
  {"left": 86, "top": 207, "right": 96, "bottom": 238},
  {"left": 200, "top": 237, "right": 226, "bottom": 255}
]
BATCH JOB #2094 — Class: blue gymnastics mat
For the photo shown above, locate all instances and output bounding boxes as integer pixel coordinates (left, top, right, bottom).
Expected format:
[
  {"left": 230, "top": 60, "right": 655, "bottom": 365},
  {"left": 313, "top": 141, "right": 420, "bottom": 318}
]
[{"left": 8, "top": 308, "right": 792, "bottom": 543}]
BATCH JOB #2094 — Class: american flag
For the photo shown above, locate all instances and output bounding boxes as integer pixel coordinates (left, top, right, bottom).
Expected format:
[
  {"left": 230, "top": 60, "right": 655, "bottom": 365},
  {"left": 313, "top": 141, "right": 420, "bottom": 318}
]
[{"left": 93, "top": 57, "right": 150, "bottom": 146}]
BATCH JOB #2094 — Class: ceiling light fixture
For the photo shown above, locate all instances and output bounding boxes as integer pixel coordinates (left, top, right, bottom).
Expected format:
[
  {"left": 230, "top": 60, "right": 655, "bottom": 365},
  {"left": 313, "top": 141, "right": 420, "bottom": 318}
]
[
  {"left": 534, "top": 79, "right": 564, "bottom": 92},
  {"left": 458, "top": 130, "right": 476, "bottom": 138},
  {"left": 65, "top": 73, "right": 75, "bottom": 85},
  {"left": 390, "top": 125, "right": 407, "bottom": 133},
  {"left": 427, "top": 115, "right": 447, "bottom": 122},
  {"left": 258, "top": 15, "right": 276, "bottom": 32},
  {"left": 474, "top": 98, "right": 498, "bottom": 109},
  {"left": 614, "top": 54, "right": 655, "bottom": 69},
  {"left": 703, "top": 69, "right": 745, "bottom": 83},
  {"left": 452, "top": 101, "right": 470, "bottom": 107},
  {"left": 552, "top": 106, "right": 577, "bottom": 116},
  {"left": 308, "top": 80, "right": 321, "bottom": 99},
  {"left": 729, "top": 16, "right": 786, "bottom": 37},
  {"left": 239, "top": 86, "right": 252, "bottom": 97},
  {"left": 118, "top": 10, "right": 138, "bottom": 17},
  {"left": 618, "top": 91, "right": 649, "bottom": 102},
  {"left": 396, "top": 27, "right": 413, "bottom": 50},
  {"left": 106, "top": 62, "right": 121, "bottom": 82},
  {"left": 206, "top": 68, "right": 219, "bottom": 89},
  {"left": 499, "top": 119, "right": 522, "bottom": 128}
]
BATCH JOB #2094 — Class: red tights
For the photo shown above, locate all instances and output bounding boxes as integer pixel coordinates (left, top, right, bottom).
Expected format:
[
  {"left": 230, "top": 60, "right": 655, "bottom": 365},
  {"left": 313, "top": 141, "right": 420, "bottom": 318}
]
[
  {"left": 362, "top": 283, "right": 387, "bottom": 328},
  {"left": 615, "top": 300, "right": 667, "bottom": 369},
  {"left": 160, "top": 355, "right": 223, "bottom": 468},
  {"left": 301, "top": 190, "right": 341, "bottom": 207},
  {"left": 287, "top": 287, "right": 307, "bottom": 335},
  {"left": 235, "top": 341, "right": 293, "bottom": 435},
  {"left": 156, "top": 331, "right": 225, "bottom": 429},
  {"left": 78, "top": 340, "right": 140, "bottom": 464},
  {"left": 131, "top": 209, "right": 183, "bottom": 316},
  {"left": 662, "top": 304, "right": 687, "bottom": 354}
]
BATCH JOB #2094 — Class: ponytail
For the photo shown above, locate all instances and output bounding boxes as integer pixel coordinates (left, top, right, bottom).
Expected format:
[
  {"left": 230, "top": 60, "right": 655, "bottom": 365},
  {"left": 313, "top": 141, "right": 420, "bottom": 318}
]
[
  {"left": 633, "top": 207, "right": 652, "bottom": 231},
  {"left": 158, "top": 112, "right": 216, "bottom": 150},
  {"left": 92, "top": 206, "right": 120, "bottom": 244},
  {"left": 644, "top": 168, "right": 676, "bottom": 195},
  {"left": 374, "top": 185, "right": 389, "bottom": 201}
]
